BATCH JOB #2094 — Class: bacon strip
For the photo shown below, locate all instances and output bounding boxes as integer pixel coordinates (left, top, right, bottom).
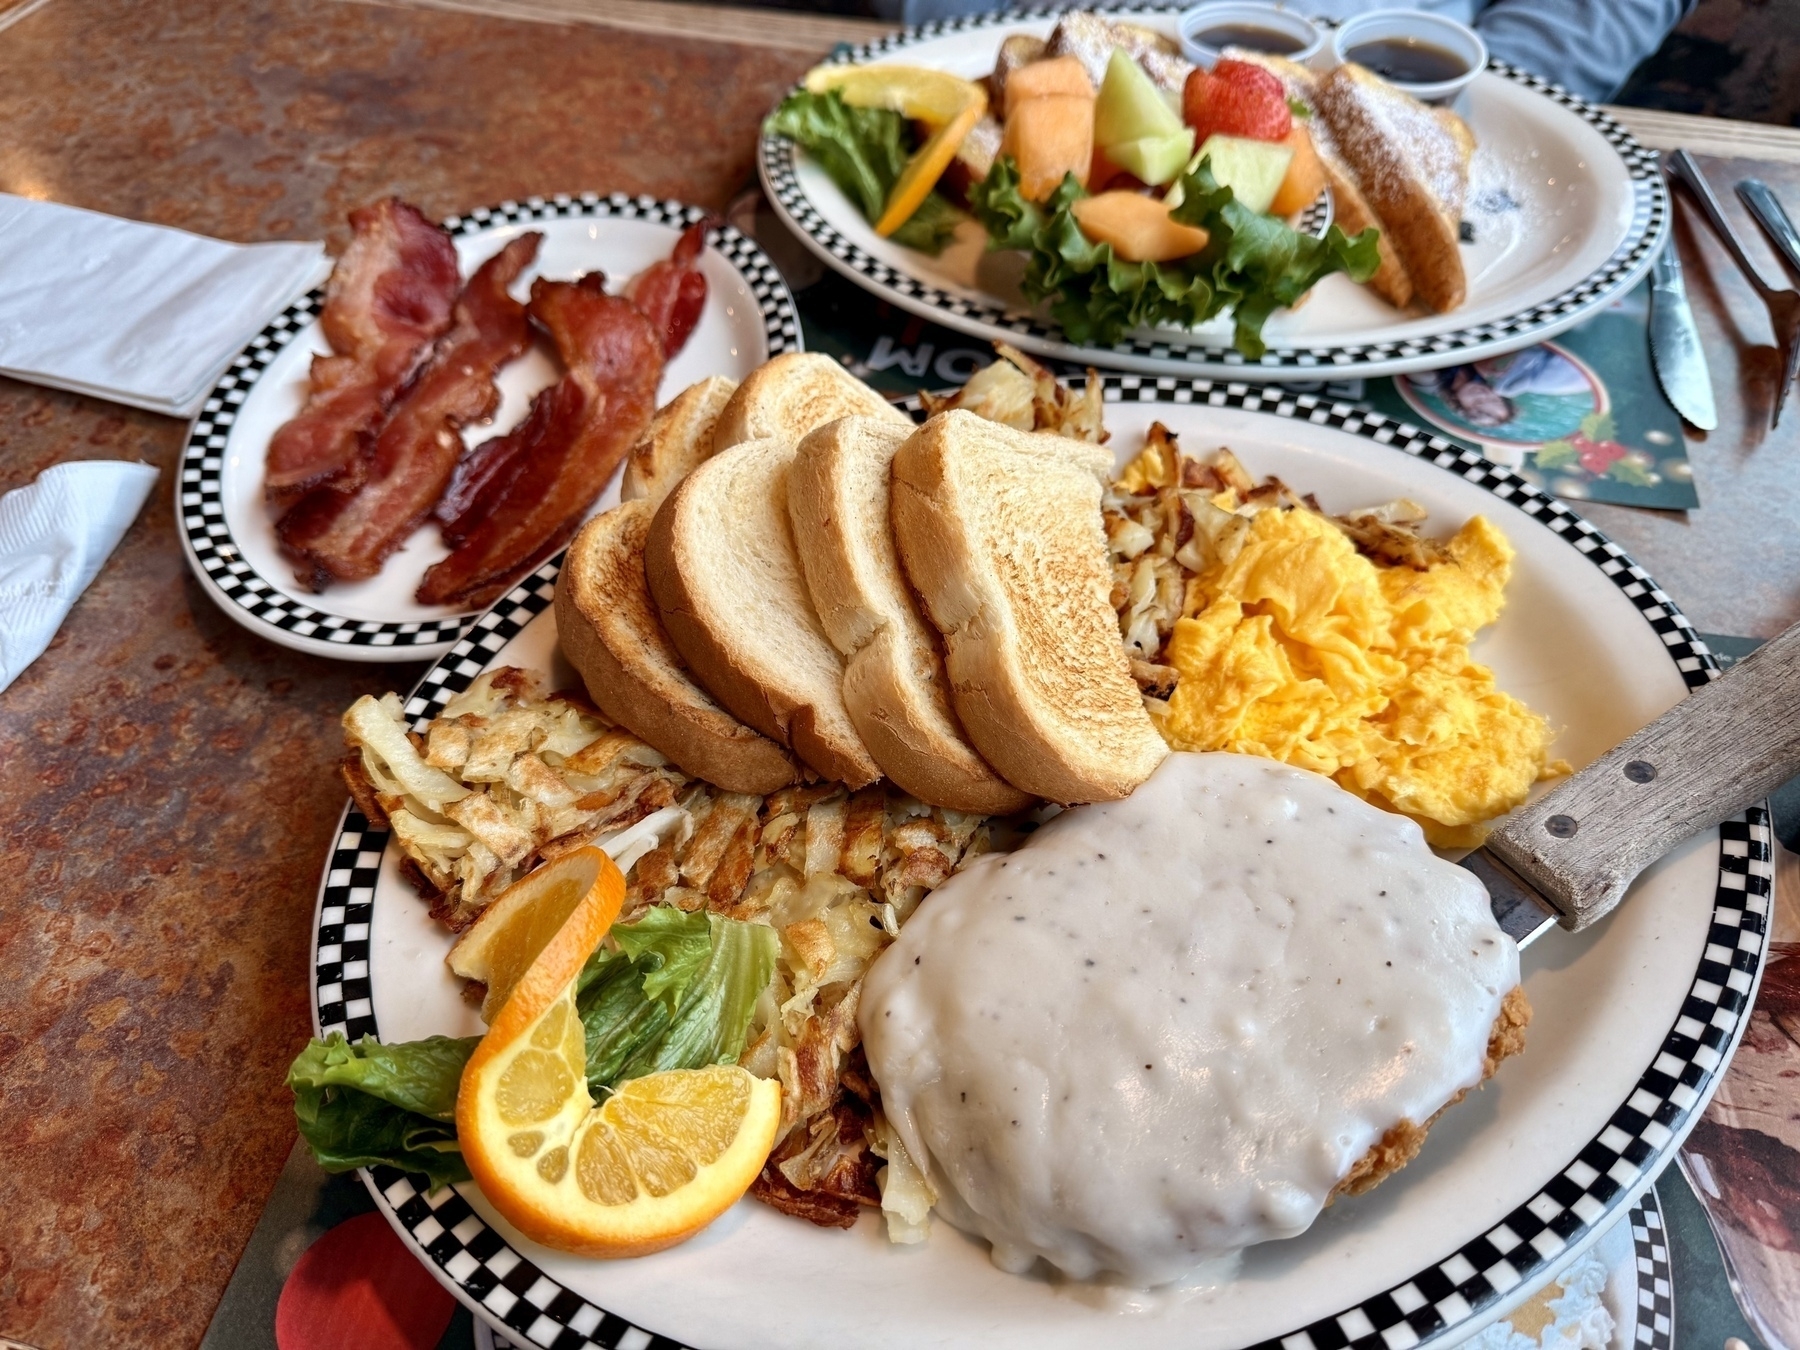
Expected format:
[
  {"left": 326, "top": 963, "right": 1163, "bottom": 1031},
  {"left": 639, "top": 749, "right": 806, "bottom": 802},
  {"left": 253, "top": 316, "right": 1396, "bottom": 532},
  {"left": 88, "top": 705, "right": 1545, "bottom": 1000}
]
[
  {"left": 623, "top": 221, "right": 710, "bottom": 359},
  {"left": 263, "top": 200, "right": 460, "bottom": 505},
  {"left": 417, "top": 274, "right": 663, "bottom": 609},
  {"left": 274, "top": 232, "right": 543, "bottom": 590}
]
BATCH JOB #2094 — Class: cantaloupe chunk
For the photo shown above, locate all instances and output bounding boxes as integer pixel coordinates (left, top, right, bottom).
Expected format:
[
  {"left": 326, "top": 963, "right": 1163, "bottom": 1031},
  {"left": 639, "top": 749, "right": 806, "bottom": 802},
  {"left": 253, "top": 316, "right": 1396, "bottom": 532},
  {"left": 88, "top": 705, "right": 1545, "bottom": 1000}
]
[
  {"left": 1003, "top": 94, "right": 1094, "bottom": 202},
  {"left": 1071, "top": 191, "right": 1209, "bottom": 263},
  {"left": 1005, "top": 55, "right": 1095, "bottom": 106},
  {"left": 1267, "top": 124, "right": 1327, "bottom": 218}
]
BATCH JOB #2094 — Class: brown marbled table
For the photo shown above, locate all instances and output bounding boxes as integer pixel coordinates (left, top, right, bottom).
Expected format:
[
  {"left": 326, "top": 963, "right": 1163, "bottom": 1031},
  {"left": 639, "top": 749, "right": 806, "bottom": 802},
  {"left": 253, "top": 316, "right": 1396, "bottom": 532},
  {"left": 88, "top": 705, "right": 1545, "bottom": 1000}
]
[{"left": 0, "top": 1, "right": 1797, "bottom": 1346}]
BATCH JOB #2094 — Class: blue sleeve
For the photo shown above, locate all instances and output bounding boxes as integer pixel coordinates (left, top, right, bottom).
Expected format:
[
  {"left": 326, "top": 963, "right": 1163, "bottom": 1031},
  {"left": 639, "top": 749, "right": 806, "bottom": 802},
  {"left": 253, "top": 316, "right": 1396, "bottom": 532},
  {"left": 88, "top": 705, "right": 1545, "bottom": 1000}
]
[{"left": 1474, "top": 0, "right": 1694, "bottom": 101}]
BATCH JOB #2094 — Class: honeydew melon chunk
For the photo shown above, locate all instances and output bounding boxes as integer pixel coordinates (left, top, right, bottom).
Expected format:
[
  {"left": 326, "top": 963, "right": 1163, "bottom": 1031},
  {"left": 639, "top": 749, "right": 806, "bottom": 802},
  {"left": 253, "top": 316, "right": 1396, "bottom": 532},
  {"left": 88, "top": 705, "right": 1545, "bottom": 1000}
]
[
  {"left": 1094, "top": 48, "right": 1185, "bottom": 149},
  {"left": 1107, "top": 129, "right": 1196, "bottom": 187},
  {"left": 1181, "top": 134, "right": 1295, "bottom": 215}
]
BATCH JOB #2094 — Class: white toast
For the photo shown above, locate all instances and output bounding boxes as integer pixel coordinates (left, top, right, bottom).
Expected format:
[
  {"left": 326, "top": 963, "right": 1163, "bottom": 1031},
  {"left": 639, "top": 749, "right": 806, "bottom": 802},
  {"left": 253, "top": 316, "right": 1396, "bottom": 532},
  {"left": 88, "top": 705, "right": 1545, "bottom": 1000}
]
[
  {"left": 788, "top": 416, "right": 1035, "bottom": 814},
  {"left": 890, "top": 411, "right": 1166, "bottom": 803},
  {"left": 556, "top": 502, "right": 800, "bottom": 794},
  {"left": 620, "top": 374, "right": 736, "bottom": 508},
  {"left": 710, "top": 351, "right": 911, "bottom": 452},
  {"left": 646, "top": 436, "right": 882, "bottom": 787}
]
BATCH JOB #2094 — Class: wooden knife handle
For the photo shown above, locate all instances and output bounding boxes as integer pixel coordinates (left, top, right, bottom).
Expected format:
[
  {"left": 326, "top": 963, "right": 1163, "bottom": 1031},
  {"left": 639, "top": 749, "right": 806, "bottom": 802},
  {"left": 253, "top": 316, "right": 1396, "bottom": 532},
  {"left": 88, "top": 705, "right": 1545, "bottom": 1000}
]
[{"left": 1485, "top": 623, "right": 1800, "bottom": 931}]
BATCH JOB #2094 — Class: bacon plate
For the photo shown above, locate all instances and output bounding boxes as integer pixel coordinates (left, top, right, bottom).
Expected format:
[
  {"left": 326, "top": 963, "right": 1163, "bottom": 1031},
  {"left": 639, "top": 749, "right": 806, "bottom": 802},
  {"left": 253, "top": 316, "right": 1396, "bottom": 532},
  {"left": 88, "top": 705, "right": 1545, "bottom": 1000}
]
[
  {"left": 263, "top": 199, "right": 461, "bottom": 505},
  {"left": 275, "top": 232, "right": 543, "bottom": 590},
  {"left": 417, "top": 274, "right": 663, "bottom": 609},
  {"left": 622, "top": 221, "right": 710, "bottom": 359}
]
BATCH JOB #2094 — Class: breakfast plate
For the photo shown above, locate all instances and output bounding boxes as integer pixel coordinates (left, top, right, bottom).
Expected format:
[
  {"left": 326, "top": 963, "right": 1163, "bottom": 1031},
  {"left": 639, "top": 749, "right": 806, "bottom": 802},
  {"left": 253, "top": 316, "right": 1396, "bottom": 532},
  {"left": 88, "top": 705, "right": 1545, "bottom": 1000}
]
[
  {"left": 177, "top": 194, "right": 800, "bottom": 663},
  {"left": 310, "top": 378, "right": 1766, "bottom": 1349},
  {"left": 758, "top": 7, "right": 1669, "bottom": 381}
]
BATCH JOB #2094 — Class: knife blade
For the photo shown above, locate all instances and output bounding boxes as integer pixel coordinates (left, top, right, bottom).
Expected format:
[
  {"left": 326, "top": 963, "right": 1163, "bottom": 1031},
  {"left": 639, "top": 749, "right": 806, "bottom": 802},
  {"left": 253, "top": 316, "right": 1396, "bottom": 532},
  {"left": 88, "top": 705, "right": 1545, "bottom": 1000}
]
[
  {"left": 1648, "top": 237, "right": 1718, "bottom": 431},
  {"left": 1457, "top": 622, "right": 1800, "bottom": 947}
]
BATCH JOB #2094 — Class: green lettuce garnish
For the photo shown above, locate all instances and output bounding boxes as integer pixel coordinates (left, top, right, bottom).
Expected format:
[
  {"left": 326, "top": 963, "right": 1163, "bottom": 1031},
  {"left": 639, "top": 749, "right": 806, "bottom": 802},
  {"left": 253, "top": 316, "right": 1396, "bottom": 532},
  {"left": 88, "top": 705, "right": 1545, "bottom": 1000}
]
[
  {"left": 969, "top": 155, "right": 1380, "bottom": 358},
  {"left": 288, "top": 1033, "right": 477, "bottom": 1188},
  {"left": 764, "top": 88, "right": 967, "bottom": 255},
  {"left": 289, "top": 907, "right": 777, "bottom": 1183},
  {"left": 578, "top": 907, "right": 778, "bottom": 1089}
]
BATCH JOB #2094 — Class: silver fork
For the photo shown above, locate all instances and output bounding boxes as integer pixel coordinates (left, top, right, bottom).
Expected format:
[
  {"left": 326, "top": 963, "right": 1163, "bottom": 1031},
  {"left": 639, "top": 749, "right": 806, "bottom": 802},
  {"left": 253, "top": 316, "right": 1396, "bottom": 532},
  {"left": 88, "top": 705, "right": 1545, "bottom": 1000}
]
[
  {"left": 1665, "top": 149, "right": 1800, "bottom": 429},
  {"left": 1737, "top": 179, "right": 1800, "bottom": 283}
]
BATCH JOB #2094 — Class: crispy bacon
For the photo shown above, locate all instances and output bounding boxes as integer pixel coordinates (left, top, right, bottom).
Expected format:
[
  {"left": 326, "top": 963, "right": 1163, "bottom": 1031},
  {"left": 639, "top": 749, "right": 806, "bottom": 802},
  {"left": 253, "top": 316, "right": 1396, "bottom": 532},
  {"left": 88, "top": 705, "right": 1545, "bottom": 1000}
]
[
  {"left": 417, "top": 274, "right": 663, "bottom": 609},
  {"left": 623, "top": 221, "right": 710, "bottom": 359},
  {"left": 263, "top": 200, "right": 461, "bottom": 505},
  {"left": 274, "top": 232, "right": 543, "bottom": 590}
]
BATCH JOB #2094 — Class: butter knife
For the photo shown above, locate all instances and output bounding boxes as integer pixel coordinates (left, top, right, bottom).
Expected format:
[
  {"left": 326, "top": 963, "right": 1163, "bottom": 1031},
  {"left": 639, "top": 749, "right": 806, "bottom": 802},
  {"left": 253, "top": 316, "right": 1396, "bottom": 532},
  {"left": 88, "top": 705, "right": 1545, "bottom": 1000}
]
[
  {"left": 1648, "top": 236, "right": 1717, "bottom": 431},
  {"left": 1461, "top": 622, "right": 1800, "bottom": 947}
]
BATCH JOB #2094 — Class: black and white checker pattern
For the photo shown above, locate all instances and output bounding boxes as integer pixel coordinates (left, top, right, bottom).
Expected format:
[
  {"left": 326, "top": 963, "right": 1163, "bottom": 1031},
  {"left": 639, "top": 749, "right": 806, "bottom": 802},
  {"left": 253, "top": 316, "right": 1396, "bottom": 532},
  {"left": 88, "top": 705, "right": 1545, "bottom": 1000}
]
[
  {"left": 179, "top": 193, "right": 799, "bottom": 661},
  {"left": 758, "top": 8, "right": 1670, "bottom": 381},
  {"left": 313, "top": 382, "right": 1765, "bottom": 1350},
  {"left": 1630, "top": 1190, "right": 1673, "bottom": 1350}
]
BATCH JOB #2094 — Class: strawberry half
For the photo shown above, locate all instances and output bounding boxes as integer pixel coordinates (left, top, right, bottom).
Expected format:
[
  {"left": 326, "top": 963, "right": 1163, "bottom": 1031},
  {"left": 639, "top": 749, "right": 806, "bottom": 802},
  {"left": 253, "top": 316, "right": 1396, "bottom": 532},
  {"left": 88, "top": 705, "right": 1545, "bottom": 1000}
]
[{"left": 1182, "top": 59, "right": 1293, "bottom": 145}]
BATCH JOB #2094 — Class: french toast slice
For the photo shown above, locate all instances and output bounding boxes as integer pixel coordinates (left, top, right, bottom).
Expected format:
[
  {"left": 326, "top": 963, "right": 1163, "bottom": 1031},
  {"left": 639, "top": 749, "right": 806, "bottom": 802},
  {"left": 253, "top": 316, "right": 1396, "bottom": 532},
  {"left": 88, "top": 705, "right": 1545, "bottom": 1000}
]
[
  {"left": 1315, "top": 62, "right": 1471, "bottom": 313},
  {"left": 1224, "top": 49, "right": 1414, "bottom": 309}
]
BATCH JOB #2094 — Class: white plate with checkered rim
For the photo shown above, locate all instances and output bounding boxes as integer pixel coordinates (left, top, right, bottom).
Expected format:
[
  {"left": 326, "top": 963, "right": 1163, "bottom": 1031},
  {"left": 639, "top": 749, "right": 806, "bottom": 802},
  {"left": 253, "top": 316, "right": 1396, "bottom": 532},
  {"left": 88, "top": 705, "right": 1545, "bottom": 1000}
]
[
  {"left": 310, "top": 379, "right": 1768, "bottom": 1350},
  {"left": 470, "top": 1186, "right": 1672, "bottom": 1350},
  {"left": 758, "top": 6, "right": 1668, "bottom": 383},
  {"left": 178, "top": 194, "right": 800, "bottom": 663}
]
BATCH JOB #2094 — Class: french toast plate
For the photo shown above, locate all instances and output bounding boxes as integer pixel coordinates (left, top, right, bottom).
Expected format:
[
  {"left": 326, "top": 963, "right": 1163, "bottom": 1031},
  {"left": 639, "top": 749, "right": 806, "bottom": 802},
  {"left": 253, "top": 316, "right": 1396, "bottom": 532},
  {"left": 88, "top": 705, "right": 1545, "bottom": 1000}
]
[
  {"left": 177, "top": 194, "right": 799, "bottom": 663},
  {"left": 759, "top": 7, "right": 1667, "bottom": 382},
  {"left": 311, "top": 378, "right": 1765, "bottom": 1350}
]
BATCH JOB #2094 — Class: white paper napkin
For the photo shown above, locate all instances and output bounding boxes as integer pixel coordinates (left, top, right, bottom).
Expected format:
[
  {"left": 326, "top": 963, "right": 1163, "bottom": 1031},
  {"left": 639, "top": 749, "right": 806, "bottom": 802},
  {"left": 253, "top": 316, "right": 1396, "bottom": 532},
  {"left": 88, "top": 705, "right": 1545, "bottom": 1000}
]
[
  {"left": 0, "top": 460, "right": 159, "bottom": 693},
  {"left": 0, "top": 194, "right": 330, "bottom": 418}
]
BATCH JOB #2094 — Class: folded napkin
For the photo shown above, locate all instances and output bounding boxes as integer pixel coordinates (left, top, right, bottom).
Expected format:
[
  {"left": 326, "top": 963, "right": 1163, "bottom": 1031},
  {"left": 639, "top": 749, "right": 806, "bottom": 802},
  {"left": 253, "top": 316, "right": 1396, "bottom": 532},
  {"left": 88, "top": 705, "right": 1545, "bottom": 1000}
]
[
  {"left": 0, "top": 194, "right": 330, "bottom": 417},
  {"left": 0, "top": 460, "right": 159, "bottom": 694}
]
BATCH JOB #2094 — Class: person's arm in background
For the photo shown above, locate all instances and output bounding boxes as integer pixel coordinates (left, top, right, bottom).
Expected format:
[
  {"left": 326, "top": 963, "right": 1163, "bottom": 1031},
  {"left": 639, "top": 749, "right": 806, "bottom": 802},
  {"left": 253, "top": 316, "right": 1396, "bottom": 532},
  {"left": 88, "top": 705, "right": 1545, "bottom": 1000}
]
[{"left": 1474, "top": 0, "right": 1694, "bottom": 101}]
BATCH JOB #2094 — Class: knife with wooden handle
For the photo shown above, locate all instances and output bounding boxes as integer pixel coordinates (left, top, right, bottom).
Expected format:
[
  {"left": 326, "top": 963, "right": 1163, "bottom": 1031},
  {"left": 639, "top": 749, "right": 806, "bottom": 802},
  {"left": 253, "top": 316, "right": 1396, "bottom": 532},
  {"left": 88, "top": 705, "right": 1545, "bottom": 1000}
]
[{"left": 1461, "top": 622, "right": 1800, "bottom": 945}]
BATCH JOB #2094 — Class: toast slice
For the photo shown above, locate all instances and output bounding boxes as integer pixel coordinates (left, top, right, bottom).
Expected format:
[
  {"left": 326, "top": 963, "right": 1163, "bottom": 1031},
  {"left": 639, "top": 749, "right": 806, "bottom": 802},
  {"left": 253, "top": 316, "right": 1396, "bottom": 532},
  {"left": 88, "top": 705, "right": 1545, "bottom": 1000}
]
[
  {"left": 1315, "top": 62, "right": 1470, "bottom": 313},
  {"left": 890, "top": 411, "right": 1167, "bottom": 803},
  {"left": 711, "top": 351, "right": 911, "bottom": 453},
  {"left": 555, "top": 502, "right": 800, "bottom": 794},
  {"left": 788, "top": 417, "right": 1035, "bottom": 815},
  {"left": 1225, "top": 49, "right": 1413, "bottom": 309},
  {"left": 620, "top": 374, "right": 736, "bottom": 507},
  {"left": 646, "top": 436, "right": 882, "bottom": 787}
]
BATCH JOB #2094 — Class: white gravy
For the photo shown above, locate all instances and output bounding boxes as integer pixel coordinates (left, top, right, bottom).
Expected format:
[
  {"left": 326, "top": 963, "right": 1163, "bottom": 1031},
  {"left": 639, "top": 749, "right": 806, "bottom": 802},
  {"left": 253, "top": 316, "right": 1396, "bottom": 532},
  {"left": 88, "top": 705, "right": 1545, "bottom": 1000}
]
[{"left": 859, "top": 751, "right": 1517, "bottom": 1286}]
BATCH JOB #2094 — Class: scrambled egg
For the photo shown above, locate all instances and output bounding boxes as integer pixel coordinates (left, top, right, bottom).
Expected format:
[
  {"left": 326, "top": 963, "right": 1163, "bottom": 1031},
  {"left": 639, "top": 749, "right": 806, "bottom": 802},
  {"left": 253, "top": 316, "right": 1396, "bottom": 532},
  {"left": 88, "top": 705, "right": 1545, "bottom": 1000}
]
[{"left": 1158, "top": 504, "right": 1563, "bottom": 847}]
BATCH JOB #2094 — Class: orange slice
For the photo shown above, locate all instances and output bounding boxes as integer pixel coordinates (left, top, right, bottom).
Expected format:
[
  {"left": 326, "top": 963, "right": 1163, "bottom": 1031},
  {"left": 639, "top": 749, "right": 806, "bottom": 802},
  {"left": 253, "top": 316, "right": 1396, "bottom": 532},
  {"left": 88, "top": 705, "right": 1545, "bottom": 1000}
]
[
  {"left": 876, "top": 91, "right": 987, "bottom": 238},
  {"left": 448, "top": 849, "right": 616, "bottom": 1021},
  {"left": 454, "top": 848, "right": 781, "bottom": 1257},
  {"left": 803, "top": 63, "right": 984, "bottom": 129}
]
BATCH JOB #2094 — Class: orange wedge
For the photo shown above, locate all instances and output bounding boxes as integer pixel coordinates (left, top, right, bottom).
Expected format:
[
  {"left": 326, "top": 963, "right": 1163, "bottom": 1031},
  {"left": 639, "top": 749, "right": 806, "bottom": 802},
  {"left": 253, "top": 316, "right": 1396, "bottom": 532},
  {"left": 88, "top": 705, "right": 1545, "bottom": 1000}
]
[
  {"left": 876, "top": 91, "right": 987, "bottom": 238},
  {"left": 803, "top": 63, "right": 984, "bottom": 129},
  {"left": 454, "top": 848, "right": 781, "bottom": 1257},
  {"left": 449, "top": 849, "right": 617, "bottom": 1021}
]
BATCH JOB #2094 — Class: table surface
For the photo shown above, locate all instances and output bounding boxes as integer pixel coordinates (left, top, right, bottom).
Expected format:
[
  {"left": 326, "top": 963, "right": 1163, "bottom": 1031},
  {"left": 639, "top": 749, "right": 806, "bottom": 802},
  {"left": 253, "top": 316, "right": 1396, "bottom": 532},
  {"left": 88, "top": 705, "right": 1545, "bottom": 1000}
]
[{"left": 1, "top": 1, "right": 1797, "bottom": 1346}]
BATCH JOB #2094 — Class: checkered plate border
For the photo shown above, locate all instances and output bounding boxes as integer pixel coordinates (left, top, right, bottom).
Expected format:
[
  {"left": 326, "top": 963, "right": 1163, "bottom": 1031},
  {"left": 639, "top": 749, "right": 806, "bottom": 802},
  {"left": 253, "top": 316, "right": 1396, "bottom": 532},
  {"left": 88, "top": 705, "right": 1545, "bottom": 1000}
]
[
  {"left": 313, "top": 379, "right": 1766, "bottom": 1350},
  {"left": 177, "top": 194, "right": 800, "bottom": 661},
  {"left": 1630, "top": 1189, "right": 1673, "bottom": 1350},
  {"left": 758, "top": 5, "right": 1668, "bottom": 382}
]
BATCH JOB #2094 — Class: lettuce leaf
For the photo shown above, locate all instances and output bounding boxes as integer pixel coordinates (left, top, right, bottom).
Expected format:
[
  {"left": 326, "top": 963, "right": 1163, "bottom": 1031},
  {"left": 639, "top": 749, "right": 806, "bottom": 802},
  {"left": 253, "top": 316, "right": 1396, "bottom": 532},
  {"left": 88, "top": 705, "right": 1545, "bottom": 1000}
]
[
  {"left": 287, "top": 1033, "right": 477, "bottom": 1188},
  {"left": 969, "top": 156, "right": 1380, "bottom": 357},
  {"left": 290, "top": 908, "right": 777, "bottom": 1183},
  {"left": 579, "top": 908, "right": 778, "bottom": 1089},
  {"left": 764, "top": 88, "right": 967, "bottom": 256}
]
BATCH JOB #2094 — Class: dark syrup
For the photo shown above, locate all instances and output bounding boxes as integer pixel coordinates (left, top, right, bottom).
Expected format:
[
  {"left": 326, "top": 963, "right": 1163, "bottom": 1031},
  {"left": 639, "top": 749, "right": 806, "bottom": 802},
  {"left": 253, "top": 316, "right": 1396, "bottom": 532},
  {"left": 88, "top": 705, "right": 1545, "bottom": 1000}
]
[
  {"left": 1194, "top": 23, "right": 1307, "bottom": 55},
  {"left": 1343, "top": 37, "right": 1470, "bottom": 84}
]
